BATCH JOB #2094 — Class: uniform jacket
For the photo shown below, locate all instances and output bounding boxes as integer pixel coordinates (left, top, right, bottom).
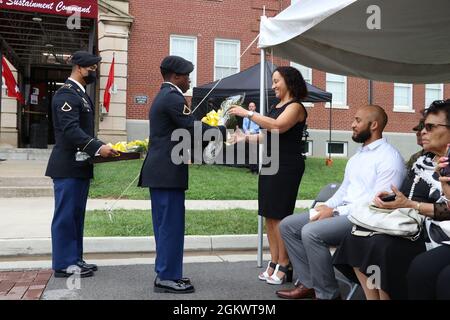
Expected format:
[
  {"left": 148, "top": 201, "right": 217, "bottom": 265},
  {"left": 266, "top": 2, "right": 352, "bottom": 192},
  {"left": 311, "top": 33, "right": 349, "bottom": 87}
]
[
  {"left": 139, "top": 83, "right": 226, "bottom": 190},
  {"left": 45, "top": 79, "right": 104, "bottom": 179}
]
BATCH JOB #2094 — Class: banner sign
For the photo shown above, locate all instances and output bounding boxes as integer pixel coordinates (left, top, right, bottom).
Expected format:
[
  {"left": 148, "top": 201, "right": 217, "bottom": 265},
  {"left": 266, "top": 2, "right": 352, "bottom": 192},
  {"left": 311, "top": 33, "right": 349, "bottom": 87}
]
[{"left": 0, "top": 0, "right": 98, "bottom": 19}]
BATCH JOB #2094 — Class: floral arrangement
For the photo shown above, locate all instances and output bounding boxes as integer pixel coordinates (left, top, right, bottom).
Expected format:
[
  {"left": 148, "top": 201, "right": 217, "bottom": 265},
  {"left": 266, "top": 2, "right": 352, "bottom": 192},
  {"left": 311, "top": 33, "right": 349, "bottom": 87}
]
[
  {"left": 108, "top": 138, "right": 149, "bottom": 153},
  {"left": 201, "top": 94, "right": 245, "bottom": 129}
]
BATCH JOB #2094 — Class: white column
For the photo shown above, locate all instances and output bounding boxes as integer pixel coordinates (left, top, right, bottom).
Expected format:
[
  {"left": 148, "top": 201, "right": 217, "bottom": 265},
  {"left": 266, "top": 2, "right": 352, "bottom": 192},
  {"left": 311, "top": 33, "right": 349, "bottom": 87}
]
[{"left": 97, "top": 2, "right": 133, "bottom": 143}]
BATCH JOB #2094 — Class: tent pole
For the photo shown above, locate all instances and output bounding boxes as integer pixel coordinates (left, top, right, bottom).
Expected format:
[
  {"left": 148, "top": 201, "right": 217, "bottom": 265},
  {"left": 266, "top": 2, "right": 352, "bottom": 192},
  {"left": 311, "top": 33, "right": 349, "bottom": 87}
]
[
  {"left": 257, "top": 47, "right": 265, "bottom": 268},
  {"left": 368, "top": 80, "right": 373, "bottom": 104}
]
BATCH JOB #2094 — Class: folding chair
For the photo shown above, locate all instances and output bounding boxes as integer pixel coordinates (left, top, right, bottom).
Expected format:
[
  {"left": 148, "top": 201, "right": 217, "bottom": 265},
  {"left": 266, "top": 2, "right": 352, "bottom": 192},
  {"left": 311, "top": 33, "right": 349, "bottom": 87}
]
[{"left": 310, "top": 182, "right": 359, "bottom": 300}]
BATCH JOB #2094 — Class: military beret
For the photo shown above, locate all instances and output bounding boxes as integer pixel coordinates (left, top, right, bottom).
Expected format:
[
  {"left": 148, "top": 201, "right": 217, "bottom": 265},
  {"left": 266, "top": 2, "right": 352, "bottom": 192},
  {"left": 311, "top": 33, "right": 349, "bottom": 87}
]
[
  {"left": 70, "top": 51, "right": 102, "bottom": 67},
  {"left": 160, "top": 55, "right": 194, "bottom": 75}
]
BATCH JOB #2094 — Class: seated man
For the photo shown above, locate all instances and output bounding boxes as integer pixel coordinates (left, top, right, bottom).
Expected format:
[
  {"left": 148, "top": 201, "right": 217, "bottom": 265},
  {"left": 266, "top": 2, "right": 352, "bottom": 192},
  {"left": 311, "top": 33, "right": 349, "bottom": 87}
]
[
  {"left": 406, "top": 117, "right": 425, "bottom": 171},
  {"left": 277, "top": 105, "right": 406, "bottom": 300}
]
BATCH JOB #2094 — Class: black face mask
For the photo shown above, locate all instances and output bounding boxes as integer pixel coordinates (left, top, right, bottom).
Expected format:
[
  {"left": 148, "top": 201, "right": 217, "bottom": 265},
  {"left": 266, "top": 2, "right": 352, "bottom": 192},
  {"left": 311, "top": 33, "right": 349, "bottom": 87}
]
[{"left": 83, "top": 70, "right": 97, "bottom": 85}]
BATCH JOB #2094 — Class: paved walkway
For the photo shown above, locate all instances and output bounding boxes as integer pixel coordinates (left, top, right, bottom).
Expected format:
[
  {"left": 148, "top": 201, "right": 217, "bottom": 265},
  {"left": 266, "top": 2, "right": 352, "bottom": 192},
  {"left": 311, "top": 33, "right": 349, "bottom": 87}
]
[
  {"left": 0, "top": 269, "right": 52, "bottom": 300},
  {"left": 0, "top": 198, "right": 313, "bottom": 239}
]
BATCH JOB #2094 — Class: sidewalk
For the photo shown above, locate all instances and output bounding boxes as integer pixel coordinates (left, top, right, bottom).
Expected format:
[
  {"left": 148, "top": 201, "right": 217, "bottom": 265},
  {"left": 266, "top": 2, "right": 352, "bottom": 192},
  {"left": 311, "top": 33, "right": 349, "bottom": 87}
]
[{"left": 0, "top": 197, "right": 313, "bottom": 257}]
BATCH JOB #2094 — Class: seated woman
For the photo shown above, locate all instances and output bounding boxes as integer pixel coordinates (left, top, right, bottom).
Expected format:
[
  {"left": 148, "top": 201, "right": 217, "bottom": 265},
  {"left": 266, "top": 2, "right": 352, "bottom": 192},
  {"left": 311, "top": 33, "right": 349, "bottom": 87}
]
[
  {"left": 407, "top": 149, "right": 450, "bottom": 300},
  {"left": 332, "top": 100, "right": 450, "bottom": 300}
]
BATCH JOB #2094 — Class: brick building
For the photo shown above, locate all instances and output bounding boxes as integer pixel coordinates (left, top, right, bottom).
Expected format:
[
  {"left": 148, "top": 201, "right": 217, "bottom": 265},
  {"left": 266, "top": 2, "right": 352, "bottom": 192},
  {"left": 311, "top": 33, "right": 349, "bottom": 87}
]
[
  {"left": 1, "top": 0, "right": 447, "bottom": 159},
  {"left": 125, "top": 0, "right": 448, "bottom": 159}
]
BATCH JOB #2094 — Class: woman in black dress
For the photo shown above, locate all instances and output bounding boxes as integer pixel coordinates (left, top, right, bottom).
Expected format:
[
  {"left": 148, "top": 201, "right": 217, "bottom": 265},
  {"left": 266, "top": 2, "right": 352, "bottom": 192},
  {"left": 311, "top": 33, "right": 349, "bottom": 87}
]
[
  {"left": 229, "top": 66, "right": 308, "bottom": 284},
  {"left": 332, "top": 101, "right": 450, "bottom": 299}
]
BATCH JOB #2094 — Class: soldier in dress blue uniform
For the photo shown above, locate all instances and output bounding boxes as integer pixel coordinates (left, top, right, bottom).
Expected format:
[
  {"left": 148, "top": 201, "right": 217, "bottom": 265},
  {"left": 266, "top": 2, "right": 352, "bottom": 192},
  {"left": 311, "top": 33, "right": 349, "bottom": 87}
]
[
  {"left": 45, "top": 51, "right": 118, "bottom": 278},
  {"left": 139, "top": 55, "right": 226, "bottom": 293}
]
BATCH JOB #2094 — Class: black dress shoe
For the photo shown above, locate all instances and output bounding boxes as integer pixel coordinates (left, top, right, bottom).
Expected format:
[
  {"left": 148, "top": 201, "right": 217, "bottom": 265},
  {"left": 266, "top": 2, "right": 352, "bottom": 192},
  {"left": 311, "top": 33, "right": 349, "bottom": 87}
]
[
  {"left": 154, "top": 277, "right": 195, "bottom": 294},
  {"left": 180, "top": 277, "right": 191, "bottom": 285},
  {"left": 77, "top": 260, "right": 98, "bottom": 272},
  {"left": 54, "top": 266, "right": 94, "bottom": 278}
]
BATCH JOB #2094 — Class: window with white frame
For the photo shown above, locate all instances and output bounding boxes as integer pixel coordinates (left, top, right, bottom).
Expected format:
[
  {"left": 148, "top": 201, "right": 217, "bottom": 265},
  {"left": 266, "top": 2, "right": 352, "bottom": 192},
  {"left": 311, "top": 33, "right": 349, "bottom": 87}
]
[
  {"left": 326, "top": 141, "right": 347, "bottom": 157},
  {"left": 425, "top": 84, "right": 444, "bottom": 109},
  {"left": 393, "top": 83, "right": 413, "bottom": 111},
  {"left": 290, "top": 62, "right": 312, "bottom": 84},
  {"left": 170, "top": 35, "right": 197, "bottom": 93},
  {"left": 326, "top": 73, "right": 347, "bottom": 107},
  {"left": 214, "top": 39, "right": 240, "bottom": 80},
  {"left": 302, "top": 141, "right": 313, "bottom": 156}
]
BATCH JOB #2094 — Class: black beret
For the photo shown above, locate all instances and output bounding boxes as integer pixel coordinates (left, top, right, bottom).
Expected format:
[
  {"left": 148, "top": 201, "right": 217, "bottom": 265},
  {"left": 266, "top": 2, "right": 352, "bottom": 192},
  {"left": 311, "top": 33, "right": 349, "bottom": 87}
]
[
  {"left": 70, "top": 51, "right": 102, "bottom": 67},
  {"left": 160, "top": 55, "right": 194, "bottom": 75}
]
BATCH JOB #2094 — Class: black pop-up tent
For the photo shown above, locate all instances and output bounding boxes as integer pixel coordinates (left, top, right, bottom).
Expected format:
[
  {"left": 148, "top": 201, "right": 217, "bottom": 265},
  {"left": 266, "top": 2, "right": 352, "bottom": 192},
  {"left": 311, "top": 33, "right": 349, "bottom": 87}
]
[{"left": 191, "top": 61, "right": 332, "bottom": 119}]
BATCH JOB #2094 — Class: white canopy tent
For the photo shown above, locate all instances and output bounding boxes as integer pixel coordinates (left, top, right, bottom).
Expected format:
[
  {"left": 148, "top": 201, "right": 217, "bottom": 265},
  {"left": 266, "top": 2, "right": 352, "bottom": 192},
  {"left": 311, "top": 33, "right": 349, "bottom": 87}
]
[
  {"left": 259, "top": 0, "right": 450, "bottom": 83},
  {"left": 254, "top": 0, "right": 450, "bottom": 267}
]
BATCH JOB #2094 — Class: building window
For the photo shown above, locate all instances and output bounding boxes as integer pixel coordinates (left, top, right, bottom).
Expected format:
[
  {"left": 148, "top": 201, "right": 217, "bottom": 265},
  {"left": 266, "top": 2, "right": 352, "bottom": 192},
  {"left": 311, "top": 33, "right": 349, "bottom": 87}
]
[
  {"left": 326, "top": 73, "right": 347, "bottom": 108},
  {"left": 214, "top": 39, "right": 240, "bottom": 80},
  {"left": 170, "top": 35, "right": 197, "bottom": 93},
  {"left": 291, "top": 62, "right": 313, "bottom": 107},
  {"left": 291, "top": 62, "right": 312, "bottom": 84},
  {"left": 302, "top": 140, "right": 313, "bottom": 156},
  {"left": 425, "top": 84, "right": 444, "bottom": 109},
  {"left": 326, "top": 141, "right": 347, "bottom": 157},
  {"left": 393, "top": 83, "right": 413, "bottom": 112}
]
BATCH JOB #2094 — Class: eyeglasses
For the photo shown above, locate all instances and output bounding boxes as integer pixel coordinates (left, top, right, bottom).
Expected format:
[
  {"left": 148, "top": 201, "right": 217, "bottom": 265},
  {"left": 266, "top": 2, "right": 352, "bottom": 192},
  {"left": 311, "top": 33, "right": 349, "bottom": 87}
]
[{"left": 423, "top": 123, "right": 450, "bottom": 132}]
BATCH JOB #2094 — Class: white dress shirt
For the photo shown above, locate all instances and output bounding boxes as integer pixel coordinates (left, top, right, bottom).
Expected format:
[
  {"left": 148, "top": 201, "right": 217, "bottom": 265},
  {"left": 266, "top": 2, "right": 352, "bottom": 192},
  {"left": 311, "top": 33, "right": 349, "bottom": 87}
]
[
  {"left": 324, "top": 138, "right": 406, "bottom": 216},
  {"left": 163, "top": 81, "right": 184, "bottom": 95},
  {"left": 68, "top": 77, "right": 86, "bottom": 93}
]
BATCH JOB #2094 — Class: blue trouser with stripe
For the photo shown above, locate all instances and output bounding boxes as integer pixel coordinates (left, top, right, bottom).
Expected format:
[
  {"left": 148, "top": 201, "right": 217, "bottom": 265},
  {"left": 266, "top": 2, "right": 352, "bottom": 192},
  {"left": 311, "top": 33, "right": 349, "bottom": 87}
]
[
  {"left": 51, "top": 178, "right": 90, "bottom": 270},
  {"left": 150, "top": 188, "right": 185, "bottom": 280}
]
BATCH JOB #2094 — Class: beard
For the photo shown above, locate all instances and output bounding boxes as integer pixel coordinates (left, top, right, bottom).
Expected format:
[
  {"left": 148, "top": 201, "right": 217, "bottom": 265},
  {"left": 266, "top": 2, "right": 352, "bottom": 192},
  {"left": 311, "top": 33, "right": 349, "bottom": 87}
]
[{"left": 352, "top": 123, "right": 372, "bottom": 143}]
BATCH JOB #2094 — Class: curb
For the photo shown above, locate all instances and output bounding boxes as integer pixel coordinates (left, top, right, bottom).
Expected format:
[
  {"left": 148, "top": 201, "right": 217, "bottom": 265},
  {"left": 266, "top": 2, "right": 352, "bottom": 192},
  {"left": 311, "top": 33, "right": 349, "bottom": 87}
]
[{"left": 0, "top": 235, "right": 269, "bottom": 257}]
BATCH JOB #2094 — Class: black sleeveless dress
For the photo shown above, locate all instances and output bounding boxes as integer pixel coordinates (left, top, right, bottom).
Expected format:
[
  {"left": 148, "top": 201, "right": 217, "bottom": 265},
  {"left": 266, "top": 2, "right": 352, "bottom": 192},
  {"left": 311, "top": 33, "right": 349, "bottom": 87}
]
[{"left": 258, "top": 100, "right": 307, "bottom": 220}]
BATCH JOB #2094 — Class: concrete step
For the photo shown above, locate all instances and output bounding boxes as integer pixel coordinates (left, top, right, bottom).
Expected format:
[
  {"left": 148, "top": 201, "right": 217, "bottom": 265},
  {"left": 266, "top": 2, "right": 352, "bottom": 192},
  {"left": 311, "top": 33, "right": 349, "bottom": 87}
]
[
  {"left": 0, "top": 148, "right": 52, "bottom": 161},
  {"left": 0, "top": 186, "right": 53, "bottom": 198},
  {"left": 0, "top": 177, "right": 52, "bottom": 187}
]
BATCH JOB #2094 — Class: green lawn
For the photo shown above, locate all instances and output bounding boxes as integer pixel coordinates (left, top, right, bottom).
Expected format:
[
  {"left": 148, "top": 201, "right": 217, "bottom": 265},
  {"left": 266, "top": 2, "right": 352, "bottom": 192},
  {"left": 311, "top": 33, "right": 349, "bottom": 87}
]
[
  {"left": 89, "top": 157, "right": 346, "bottom": 200},
  {"left": 85, "top": 209, "right": 308, "bottom": 237}
]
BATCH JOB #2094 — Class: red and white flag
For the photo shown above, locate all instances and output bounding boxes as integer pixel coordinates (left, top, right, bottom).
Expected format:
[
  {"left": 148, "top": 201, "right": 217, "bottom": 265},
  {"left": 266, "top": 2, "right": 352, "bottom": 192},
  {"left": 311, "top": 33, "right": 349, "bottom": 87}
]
[
  {"left": 103, "top": 55, "right": 115, "bottom": 113},
  {"left": 1, "top": 56, "right": 24, "bottom": 104}
]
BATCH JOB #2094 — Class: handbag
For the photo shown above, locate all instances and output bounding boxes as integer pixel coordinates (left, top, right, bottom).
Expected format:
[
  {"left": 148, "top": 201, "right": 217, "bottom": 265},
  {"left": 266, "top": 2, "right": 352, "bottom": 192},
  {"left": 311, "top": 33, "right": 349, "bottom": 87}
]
[{"left": 348, "top": 202, "right": 425, "bottom": 241}]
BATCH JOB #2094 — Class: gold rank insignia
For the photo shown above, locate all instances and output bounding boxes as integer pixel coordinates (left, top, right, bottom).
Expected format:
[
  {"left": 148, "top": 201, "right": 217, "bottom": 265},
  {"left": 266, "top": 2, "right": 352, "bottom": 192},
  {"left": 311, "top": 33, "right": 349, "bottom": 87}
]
[
  {"left": 183, "top": 104, "right": 191, "bottom": 115},
  {"left": 61, "top": 102, "right": 72, "bottom": 112}
]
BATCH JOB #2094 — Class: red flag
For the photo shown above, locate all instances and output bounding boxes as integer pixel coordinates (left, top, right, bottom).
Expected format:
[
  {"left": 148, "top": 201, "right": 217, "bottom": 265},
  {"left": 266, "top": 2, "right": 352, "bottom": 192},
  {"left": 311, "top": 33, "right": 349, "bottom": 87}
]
[
  {"left": 103, "top": 56, "right": 115, "bottom": 112},
  {"left": 1, "top": 57, "right": 24, "bottom": 104}
]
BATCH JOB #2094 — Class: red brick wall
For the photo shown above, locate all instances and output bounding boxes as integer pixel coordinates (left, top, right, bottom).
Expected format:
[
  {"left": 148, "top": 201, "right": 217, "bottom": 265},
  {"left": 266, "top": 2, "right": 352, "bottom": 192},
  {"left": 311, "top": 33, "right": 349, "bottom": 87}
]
[
  {"left": 127, "top": 0, "right": 448, "bottom": 133},
  {"left": 127, "top": 0, "right": 287, "bottom": 120}
]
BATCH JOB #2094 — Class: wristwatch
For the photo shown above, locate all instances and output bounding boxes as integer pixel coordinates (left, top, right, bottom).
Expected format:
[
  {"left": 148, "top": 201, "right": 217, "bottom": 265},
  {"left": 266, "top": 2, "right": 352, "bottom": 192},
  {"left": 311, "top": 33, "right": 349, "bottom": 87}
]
[
  {"left": 332, "top": 209, "right": 340, "bottom": 217},
  {"left": 247, "top": 111, "right": 254, "bottom": 119}
]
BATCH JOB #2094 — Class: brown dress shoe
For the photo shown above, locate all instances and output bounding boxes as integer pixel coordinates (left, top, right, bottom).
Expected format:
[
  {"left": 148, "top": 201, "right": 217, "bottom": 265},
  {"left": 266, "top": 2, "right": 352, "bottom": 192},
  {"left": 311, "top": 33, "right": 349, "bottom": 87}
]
[{"left": 276, "top": 285, "right": 316, "bottom": 299}]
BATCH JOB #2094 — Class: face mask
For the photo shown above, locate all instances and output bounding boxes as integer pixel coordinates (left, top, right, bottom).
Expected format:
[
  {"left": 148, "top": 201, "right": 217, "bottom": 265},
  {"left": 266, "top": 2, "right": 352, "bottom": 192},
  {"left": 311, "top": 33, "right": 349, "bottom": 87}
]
[{"left": 83, "top": 70, "right": 97, "bottom": 85}]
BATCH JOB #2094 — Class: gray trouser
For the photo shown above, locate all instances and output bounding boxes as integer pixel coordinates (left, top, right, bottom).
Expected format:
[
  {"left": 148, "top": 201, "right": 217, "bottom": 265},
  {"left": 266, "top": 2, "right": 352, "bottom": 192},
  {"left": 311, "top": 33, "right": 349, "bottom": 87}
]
[{"left": 279, "top": 212, "right": 352, "bottom": 299}]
